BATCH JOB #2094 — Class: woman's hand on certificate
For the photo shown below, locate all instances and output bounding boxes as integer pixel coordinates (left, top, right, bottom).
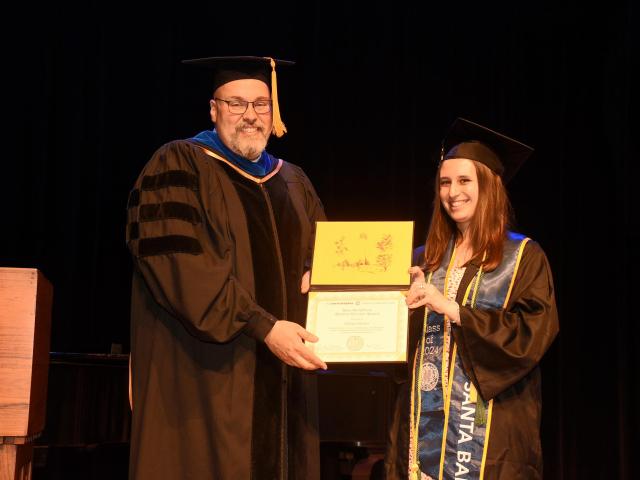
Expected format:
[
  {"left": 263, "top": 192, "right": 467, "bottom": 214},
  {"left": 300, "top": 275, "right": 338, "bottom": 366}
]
[
  {"left": 405, "top": 267, "right": 461, "bottom": 324},
  {"left": 405, "top": 266, "right": 430, "bottom": 308}
]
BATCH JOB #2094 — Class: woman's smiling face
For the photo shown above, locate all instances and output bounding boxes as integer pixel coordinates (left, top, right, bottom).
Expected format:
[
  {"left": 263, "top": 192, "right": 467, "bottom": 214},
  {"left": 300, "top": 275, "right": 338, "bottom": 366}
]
[{"left": 439, "top": 158, "right": 479, "bottom": 232}]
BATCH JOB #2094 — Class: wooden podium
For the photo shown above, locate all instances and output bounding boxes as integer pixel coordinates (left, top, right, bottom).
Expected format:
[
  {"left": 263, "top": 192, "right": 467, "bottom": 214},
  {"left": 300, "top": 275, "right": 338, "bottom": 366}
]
[{"left": 0, "top": 268, "right": 53, "bottom": 480}]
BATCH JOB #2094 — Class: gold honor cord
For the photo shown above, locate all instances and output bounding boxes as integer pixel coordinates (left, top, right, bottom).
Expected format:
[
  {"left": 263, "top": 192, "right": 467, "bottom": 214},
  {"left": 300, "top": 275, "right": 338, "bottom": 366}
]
[
  {"left": 440, "top": 262, "right": 483, "bottom": 480},
  {"left": 468, "top": 260, "right": 491, "bottom": 480},
  {"left": 409, "top": 271, "right": 434, "bottom": 480},
  {"left": 409, "top": 246, "right": 465, "bottom": 480},
  {"left": 198, "top": 146, "right": 283, "bottom": 184},
  {"left": 436, "top": 245, "right": 460, "bottom": 479},
  {"left": 441, "top": 245, "right": 458, "bottom": 398}
]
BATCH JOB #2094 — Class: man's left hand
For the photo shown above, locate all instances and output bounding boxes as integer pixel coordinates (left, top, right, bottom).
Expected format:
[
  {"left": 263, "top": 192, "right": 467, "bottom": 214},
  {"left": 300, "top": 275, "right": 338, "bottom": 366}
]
[{"left": 265, "top": 320, "right": 328, "bottom": 370}]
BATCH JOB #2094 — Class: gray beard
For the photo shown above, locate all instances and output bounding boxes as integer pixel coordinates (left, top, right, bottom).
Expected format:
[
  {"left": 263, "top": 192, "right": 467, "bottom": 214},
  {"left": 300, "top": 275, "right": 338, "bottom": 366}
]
[{"left": 230, "top": 135, "right": 268, "bottom": 160}]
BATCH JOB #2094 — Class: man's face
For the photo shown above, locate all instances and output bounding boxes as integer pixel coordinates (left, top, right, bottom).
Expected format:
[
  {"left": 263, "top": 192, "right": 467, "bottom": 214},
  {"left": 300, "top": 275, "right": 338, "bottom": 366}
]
[{"left": 210, "top": 79, "right": 273, "bottom": 160}]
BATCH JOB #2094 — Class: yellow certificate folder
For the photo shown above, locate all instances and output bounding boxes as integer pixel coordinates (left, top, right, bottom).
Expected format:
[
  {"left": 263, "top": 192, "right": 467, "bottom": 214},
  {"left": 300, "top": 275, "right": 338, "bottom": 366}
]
[
  {"left": 310, "top": 221, "right": 414, "bottom": 289},
  {"left": 307, "top": 221, "right": 413, "bottom": 363}
]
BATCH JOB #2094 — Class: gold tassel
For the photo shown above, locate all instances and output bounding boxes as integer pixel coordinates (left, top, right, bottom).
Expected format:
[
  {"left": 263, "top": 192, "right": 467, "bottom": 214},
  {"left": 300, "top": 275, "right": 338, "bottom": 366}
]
[{"left": 268, "top": 57, "right": 287, "bottom": 137}]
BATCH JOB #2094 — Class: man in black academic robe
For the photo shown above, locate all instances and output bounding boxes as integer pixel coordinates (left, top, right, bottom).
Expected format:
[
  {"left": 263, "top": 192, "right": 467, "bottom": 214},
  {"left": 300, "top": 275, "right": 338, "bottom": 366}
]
[{"left": 126, "top": 56, "right": 326, "bottom": 480}]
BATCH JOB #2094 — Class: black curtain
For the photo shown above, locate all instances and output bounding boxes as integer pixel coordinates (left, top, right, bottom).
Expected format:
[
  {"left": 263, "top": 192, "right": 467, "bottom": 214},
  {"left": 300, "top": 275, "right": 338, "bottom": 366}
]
[{"left": 2, "top": 1, "right": 636, "bottom": 477}]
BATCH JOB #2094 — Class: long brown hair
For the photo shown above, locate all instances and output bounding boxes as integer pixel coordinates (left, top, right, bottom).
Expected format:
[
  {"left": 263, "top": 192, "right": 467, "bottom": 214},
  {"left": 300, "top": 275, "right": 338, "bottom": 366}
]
[{"left": 422, "top": 160, "right": 513, "bottom": 272}]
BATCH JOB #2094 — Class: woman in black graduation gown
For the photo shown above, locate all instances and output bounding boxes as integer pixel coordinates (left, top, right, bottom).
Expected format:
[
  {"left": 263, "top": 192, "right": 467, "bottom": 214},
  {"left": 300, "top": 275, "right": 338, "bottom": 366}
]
[{"left": 385, "top": 118, "right": 559, "bottom": 480}]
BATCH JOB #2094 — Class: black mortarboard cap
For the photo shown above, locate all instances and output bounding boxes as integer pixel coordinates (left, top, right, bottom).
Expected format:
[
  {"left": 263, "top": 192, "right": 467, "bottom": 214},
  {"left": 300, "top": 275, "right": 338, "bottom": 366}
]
[
  {"left": 181, "top": 56, "right": 294, "bottom": 137},
  {"left": 441, "top": 118, "right": 534, "bottom": 183}
]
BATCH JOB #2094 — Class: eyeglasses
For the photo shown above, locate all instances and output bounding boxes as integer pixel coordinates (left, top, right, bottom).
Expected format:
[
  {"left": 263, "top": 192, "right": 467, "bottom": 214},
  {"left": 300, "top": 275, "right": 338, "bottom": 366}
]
[{"left": 213, "top": 98, "right": 272, "bottom": 115}]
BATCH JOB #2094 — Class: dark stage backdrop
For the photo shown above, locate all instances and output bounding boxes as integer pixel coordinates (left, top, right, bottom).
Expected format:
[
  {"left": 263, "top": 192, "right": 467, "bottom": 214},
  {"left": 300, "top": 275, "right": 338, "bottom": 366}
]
[{"left": 2, "top": 1, "right": 636, "bottom": 478}]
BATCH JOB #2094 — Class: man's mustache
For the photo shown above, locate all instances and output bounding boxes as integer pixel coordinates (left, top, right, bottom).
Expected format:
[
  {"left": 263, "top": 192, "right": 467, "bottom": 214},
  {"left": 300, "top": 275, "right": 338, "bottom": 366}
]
[{"left": 235, "top": 122, "right": 265, "bottom": 133}]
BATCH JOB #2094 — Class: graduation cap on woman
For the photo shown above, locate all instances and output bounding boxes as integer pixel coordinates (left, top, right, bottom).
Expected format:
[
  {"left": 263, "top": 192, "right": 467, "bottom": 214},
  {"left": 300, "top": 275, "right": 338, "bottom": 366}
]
[
  {"left": 182, "top": 55, "right": 294, "bottom": 138},
  {"left": 441, "top": 118, "right": 534, "bottom": 183}
]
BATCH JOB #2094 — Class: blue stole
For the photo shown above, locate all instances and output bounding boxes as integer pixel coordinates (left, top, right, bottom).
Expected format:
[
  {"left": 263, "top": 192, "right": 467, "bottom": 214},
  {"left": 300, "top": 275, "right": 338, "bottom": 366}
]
[
  {"left": 189, "top": 129, "right": 275, "bottom": 177},
  {"left": 410, "top": 232, "right": 529, "bottom": 480}
]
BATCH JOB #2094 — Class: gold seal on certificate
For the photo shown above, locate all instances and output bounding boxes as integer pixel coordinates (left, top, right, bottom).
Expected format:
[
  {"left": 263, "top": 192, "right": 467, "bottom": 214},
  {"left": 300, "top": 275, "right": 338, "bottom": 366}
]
[{"left": 306, "top": 221, "right": 413, "bottom": 363}]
